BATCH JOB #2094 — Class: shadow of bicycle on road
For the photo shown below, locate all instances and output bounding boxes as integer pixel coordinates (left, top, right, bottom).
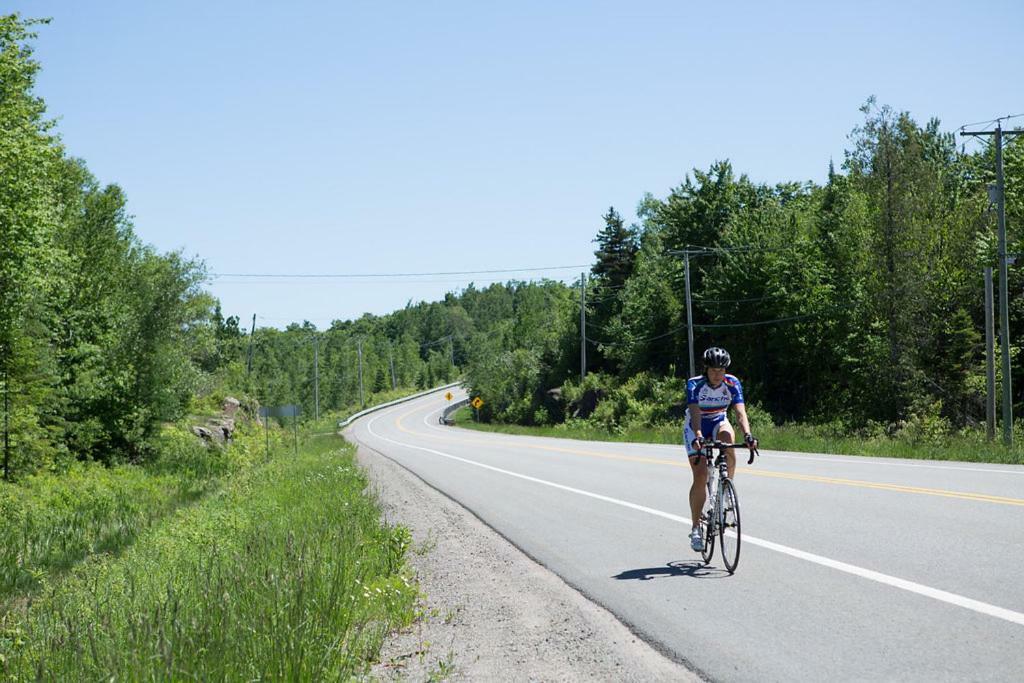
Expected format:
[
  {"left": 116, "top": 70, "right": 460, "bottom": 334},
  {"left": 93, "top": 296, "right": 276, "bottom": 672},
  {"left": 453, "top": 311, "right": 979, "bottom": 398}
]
[{"left": 612, "top": 561, "right": 730, "bottom": 581}]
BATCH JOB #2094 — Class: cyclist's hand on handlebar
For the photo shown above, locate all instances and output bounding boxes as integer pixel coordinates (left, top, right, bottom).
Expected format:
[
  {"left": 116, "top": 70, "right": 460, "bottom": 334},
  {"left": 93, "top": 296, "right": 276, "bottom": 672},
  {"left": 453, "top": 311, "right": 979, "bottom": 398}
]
[
  {"left": 744, "top": 433, "right": 759, "bottom": 465},
  {"left": 690, "top": 436, "right": 704, "bottom": 452}
]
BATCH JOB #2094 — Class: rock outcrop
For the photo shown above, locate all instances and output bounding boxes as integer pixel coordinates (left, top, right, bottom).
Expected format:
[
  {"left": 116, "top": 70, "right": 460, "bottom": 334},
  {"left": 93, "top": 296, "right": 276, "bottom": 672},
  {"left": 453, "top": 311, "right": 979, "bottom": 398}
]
[{"left": 191, "top": 396, "right": 247, "bottom": 446}]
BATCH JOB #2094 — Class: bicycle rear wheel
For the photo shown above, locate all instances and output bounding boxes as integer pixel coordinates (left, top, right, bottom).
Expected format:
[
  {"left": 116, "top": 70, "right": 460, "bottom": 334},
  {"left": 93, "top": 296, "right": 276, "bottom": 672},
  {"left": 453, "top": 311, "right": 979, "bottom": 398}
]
[{"left": 719, "top": 479, "right": 741, "bottom": 573}]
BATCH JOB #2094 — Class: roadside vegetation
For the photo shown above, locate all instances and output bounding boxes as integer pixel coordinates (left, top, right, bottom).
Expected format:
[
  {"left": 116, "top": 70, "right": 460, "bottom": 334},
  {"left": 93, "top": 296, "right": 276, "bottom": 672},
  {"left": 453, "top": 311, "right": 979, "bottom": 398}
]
[
  {"left": 0, "top": 426, "right": 418, "bottom": 680},
  {"left": 0, "top": 380, "right": 422, "bottom": 607},
  {"left": 0, "top": 421, "right": 279, "bottom": 603},
  {"left": 451, "top": 105, "right": 1024, "bottom": 459},
  {"left": 0, "top": 19, "right": 446, "bottom": 676},
  {"left": 2, "top": 12, "right": 1022, "bottom": 677}
]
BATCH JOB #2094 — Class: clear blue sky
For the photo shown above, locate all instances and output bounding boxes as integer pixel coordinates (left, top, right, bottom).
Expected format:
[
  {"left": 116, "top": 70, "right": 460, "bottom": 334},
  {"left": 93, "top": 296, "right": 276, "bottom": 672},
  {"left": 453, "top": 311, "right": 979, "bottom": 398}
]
[{"left": 10, "top": 1, "right": 1023, "bottom": 328}]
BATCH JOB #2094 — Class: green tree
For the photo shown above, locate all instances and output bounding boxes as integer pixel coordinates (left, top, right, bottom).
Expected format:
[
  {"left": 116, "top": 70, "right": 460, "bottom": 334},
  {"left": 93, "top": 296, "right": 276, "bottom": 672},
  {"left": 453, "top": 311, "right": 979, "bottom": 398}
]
[
  {"left": 0, "top": 15, "right": 63, "bottom": 475},
  {"left": 588, "top": 207, "right": 638, "bottom": 373},
  {"left": 846, "top": 99, "right": 973, "bottom": 422}
]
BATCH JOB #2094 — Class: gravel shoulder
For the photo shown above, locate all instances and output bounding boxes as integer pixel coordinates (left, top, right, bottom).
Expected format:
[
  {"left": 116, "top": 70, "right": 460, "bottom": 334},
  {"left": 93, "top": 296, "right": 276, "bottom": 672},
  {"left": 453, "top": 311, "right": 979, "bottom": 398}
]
[{"left": 353, "top": 438, "right": 700, "bottom": 682}]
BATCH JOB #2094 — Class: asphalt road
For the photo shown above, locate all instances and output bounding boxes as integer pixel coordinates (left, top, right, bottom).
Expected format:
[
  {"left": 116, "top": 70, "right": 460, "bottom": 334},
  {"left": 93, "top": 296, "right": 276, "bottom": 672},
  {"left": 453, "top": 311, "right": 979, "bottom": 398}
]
[{"left": 349, "top": 388, "right": 1024, "bottom": 682}]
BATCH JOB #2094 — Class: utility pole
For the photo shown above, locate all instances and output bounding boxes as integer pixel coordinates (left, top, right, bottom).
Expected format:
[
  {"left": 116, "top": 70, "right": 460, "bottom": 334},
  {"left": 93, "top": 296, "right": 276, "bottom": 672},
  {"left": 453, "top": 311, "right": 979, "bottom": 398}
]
[
  {"left": 962, "top": 119, "right": 1023, "bottom": 446},
  {"left": 313, "top": 335, "right": 320, "bottom": 421},
  {"left": 684, "top": 251, "right": 695, "bottom": 377},
  {"left": 985, "top": 267, "right": 995, "bottom": 441},
  {"left": 580, "top": 272, "right": 587, "bottom": 382},
  {"left": 667, "top": 247, "right": 707, "bottom": 378},
  {"left": 448, "top": 336, "right": 455, "bottom": 373},
  {"left": 246, "top": 313, "right": 256, "bottom": 377},
  {"left": 388, "top": 341, "right": 397, "bottom": 390},
  {"left": 357, "top": 339, "right": 365, "bottom": 408},
  {"left": 996, "top": 123, "right": 1011, "bottom": 447}
]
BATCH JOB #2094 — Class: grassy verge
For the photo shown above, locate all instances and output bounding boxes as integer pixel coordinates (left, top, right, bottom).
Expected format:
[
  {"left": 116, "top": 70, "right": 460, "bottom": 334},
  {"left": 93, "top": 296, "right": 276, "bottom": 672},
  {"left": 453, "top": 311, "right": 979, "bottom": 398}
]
[
  {"left": 0, "top": 431, "right": 417, "bottom": 680},
  {"left": 0, "top": 384, "right": 430, "bottom": 607},
  {"left": 0, "top": 422, "right": 282, "bottom": 604},
  {"left": 452, "top": 407, "right": 1024, "bottom": 465}
]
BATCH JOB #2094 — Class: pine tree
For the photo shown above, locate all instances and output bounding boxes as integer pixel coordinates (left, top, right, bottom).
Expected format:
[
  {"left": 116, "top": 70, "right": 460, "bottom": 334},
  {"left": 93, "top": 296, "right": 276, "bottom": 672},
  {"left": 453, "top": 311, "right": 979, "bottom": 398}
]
[
  {"left": 588, "top": 208, "right": 639, "bottom": 373},
  {"left": 592, "top": 207, "right": 638, "bottom": 288}
]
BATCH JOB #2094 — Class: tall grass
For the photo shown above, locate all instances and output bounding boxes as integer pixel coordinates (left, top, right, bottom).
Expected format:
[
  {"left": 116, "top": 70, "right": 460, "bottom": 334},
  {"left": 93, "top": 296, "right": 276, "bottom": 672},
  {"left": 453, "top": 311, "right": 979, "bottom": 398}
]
[
  {"left": 0, "top": 433, "right": 417, "bottom": 680},
  {"left": 0, "top": 421, "right": 284, "bottom": 603},
  {"left": 754, "top": 421, "right": 1024, "bottom": 464},
  {"left": 0, "top": 384, "right": 428, "bottom": 608},
  {"left": 453, "top": 408, "right": 1024, "bottom": 464}
]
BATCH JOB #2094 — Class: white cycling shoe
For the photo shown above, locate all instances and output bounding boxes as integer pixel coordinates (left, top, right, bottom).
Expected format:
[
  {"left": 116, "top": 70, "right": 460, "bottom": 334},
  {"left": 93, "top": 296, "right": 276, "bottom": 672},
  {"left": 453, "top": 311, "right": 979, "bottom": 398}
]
[{"left": 689, "top": 527, "right": 704, "bottom": 552}]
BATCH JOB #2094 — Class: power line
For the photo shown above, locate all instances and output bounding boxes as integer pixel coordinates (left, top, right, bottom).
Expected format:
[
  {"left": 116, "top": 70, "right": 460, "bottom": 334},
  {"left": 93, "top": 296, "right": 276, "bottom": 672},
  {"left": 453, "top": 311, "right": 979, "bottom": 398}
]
[
  {"left": 210, "top": 264, "right": 590, "bottom": 279},
  {"left": 585, "top": 292, "right": 627, "bottom": 304},
  {"left": 693, "top": 313, "right": 817, "bottom": 329},
  {"left": 692, "top": 292, "right": 792, "bottom": 305},
  {"left": 213, "top": 275, "right": 581, "bottom": 287},
  {"left": 957, "top": 113, "right": 1024, "bottom": 131},
  {"left": 421, "top": 334, "right": 454, "bottom": 349},
  {"left": 588, "top": 281, "right": 631, "bottom": 290},
  {"left": 667, "top": 240, "right": 820, "bottom": 261},
  {"left": 258, "top": 315, "right": 337, "bottom": 323},
  {"left": 584, "top": 318, "right": 618, "bottom": 335},
  {"left": 694, "top": 302, "right": 856, "bottom": 329},
  {"left": 588, "top": 301, "right": 856, "bottom": 344},
  {"left": 958, "top": 118, "right": 1002, "bottom": 131},
  {"left": 585, "top": 322, "right": 689, "bottom": 347}
]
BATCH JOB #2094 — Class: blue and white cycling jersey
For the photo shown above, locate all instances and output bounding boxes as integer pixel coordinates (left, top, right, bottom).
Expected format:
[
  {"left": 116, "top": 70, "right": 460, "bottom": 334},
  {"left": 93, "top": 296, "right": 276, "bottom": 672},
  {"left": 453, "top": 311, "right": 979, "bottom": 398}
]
[{"left": 683, "top": 374, "right": 745, "bottom": 454}]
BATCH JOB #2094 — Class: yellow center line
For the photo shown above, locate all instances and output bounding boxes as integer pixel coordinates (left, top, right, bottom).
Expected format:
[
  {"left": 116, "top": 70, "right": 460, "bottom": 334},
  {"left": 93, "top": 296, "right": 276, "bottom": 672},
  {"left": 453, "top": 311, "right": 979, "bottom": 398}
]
[
  {"left": 748, "top": 470, "right": 1024, "bottom": 506},
  {"left": 387, "top": 403, "right": 1024, "bottom": 508},
  {"left": 394, "top": 403, "right": 681, "bottom": 466}
]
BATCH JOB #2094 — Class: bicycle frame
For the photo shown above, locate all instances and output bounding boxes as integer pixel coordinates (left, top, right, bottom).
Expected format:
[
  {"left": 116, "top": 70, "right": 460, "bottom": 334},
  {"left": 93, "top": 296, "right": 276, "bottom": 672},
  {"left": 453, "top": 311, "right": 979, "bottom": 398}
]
[
  {"left": 698, "top": 440, "right": 757, "bottom": 571},
  {"left": 702, "top": 449, "right": 730, "bottom": 534}
]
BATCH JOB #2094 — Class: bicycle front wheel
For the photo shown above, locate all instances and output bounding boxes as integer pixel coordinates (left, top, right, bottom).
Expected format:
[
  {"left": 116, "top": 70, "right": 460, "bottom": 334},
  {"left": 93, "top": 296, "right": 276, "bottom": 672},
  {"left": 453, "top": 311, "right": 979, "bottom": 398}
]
[
  {"left": 700, "top": 505, "right": 716, "bottom": 564},
  {"left": 719, "top": 479, "right": 741, "bottom": 573}
]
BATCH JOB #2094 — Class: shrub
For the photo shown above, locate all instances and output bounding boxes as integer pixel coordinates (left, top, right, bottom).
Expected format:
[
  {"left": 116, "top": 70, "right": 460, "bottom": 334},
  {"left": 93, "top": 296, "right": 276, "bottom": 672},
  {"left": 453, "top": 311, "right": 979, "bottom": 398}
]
[{"left": 893, "top": 399, "right": 953, "bottom": 446}]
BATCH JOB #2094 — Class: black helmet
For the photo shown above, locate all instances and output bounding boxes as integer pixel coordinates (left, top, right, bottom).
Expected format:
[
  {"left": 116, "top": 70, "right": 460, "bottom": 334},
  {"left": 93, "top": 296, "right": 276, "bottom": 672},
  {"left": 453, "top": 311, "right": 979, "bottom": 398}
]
[{"left": 703, "top": 346, "right": 731, "bottom": 369}]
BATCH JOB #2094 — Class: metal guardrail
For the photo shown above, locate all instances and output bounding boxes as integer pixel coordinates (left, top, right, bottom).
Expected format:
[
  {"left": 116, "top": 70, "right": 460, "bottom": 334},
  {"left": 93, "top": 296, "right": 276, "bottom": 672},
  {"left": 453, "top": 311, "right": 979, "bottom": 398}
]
[
  {"left": 337, "top": 381, "right": 462, "bottom": 430},
  {"left": 440, "top": 398, "right": 470, "bottom": 425}
]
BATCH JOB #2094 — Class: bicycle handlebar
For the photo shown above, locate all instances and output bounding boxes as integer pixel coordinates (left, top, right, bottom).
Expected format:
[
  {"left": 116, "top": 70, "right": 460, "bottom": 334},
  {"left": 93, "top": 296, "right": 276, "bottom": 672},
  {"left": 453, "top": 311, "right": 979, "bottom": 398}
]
[{"left": 699, "top": 440, "right": 760, "bottom": 465}]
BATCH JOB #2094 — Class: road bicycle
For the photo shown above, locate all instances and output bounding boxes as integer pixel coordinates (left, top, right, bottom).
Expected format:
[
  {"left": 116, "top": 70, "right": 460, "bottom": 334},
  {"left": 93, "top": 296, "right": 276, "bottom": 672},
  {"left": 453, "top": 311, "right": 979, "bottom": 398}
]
[{"left": 698, "top": 440, "right": 759, "bottom": 574}]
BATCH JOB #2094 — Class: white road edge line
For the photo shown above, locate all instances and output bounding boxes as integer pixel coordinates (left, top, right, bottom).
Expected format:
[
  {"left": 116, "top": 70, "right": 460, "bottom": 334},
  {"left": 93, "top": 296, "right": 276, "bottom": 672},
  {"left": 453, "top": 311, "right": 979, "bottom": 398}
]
[
  {"left": 369, "top": 409, "right": 1024, "bottom": 628},
  {"left": 424, "top": 404, "right": 452, "bottom": 433}
]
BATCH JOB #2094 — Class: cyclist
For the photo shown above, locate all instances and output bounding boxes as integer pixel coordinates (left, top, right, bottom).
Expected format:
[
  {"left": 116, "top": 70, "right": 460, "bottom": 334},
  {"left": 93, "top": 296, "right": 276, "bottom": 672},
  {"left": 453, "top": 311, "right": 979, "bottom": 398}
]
[{"left": 684, "top": 346, "right": 757, "bottom": 552}]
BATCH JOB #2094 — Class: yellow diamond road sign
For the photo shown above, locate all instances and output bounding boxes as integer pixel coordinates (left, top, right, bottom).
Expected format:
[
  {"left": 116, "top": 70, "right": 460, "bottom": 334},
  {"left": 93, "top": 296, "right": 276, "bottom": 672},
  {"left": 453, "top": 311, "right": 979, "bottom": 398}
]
[
  {"left": 445, "top": 391, "right": 453, "bottom": 401},
  {"left": 471, "top": 397, "right": 484, "bottom": 409}
]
